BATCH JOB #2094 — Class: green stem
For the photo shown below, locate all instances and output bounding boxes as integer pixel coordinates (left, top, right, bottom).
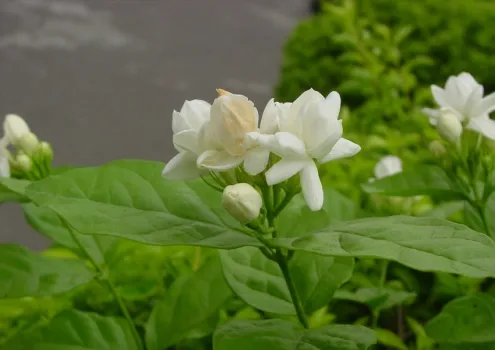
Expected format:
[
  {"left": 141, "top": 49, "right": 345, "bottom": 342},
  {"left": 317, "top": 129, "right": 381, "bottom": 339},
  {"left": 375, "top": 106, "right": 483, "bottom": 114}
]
[
  {"left": 272, "top": 191, "right": 297, "bottom": 218},
  {"left": 276, "top": 251, "right": 309, "bottom": 328},
  {"left": 372, "top": 260, "right": 389, "bottom": 329},
  {"left": 64, "top": 219, "right": 142, "bottom": 347}
]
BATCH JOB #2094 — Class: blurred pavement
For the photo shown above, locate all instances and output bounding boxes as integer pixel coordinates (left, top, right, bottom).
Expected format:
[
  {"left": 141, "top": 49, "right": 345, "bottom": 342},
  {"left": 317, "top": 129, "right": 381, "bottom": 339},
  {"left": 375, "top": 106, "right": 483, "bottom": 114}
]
[{"left": 0, "top": 0, "right": 309, "bottom": 249}]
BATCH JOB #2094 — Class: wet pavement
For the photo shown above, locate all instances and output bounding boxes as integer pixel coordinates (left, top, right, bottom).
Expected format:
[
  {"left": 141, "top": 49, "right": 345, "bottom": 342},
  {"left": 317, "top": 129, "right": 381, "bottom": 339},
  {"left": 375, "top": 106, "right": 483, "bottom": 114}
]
[{"left": 0, "top": 0, "right": 309, "bottom": 249}]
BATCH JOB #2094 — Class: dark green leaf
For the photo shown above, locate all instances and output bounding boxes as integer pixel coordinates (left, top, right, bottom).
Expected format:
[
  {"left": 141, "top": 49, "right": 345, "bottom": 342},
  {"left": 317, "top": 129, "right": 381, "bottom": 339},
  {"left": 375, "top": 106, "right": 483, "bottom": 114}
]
[
  {"left": 362, "top": 166, "right": 464, "bottom": 199},
  {"left": 4, "top": 309, "right": 141, "bottom": 350},
  {"left": 334, "top": 287, "right": 415, "bottom": 310},
  {"left": 0, "top": 244, "right": 95, "bottom": 298},
  {"left": 145, "top": 254, "right": 232, "bottom": 350},
  {"left": 220, "top": 247, "right": 353, "bottom": 315},
  {"left": 271, "top": 216, "right": 495, "bottom": 278},
  {"left": 25, "top": 160, "right": 259, "bottom": 249},
  {"left": 213, "top": 320, "right": 376, "bottom": 350},
  {"left": 426, "top": 293, "right": 495, "bottom": 343}
]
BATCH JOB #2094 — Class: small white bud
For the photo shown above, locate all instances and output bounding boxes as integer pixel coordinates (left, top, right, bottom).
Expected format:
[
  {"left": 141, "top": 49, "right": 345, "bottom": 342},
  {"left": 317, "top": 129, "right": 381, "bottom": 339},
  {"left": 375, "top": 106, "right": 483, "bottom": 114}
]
[
  {"left": 4, "top": 114, "right": 31, "bottom": 145},
  {"left": 40, "top": 141, "right": 53, "bottom": 160},
  {"left": 16, "top": 154, "right": 32, "bottom": 172},
  {"left": 222, "top": 183, "right": 262, "bottom": 223},
  {"left": 436, "top": 108, "right": 463, "bottom": 143},
  {"left": 18, "top": 132, "right": 40, "bottom": 155}
]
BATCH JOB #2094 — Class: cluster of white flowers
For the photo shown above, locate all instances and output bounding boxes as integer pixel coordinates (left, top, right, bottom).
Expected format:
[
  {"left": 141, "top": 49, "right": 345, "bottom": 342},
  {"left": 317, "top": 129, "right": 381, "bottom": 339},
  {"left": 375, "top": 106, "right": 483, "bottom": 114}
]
[
  {"left": 422, "top": 72, "right": 495, "bottom": 143},
  {"left": 163, "top": 88, "right": 361, "bottom": 211}
]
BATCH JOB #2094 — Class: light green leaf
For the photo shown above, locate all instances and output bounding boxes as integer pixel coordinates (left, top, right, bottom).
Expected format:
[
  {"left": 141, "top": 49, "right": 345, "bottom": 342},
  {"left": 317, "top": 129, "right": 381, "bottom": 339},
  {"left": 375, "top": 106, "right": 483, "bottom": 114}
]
[
  {"left": 4, "top": 310, "right": 142, "bottom": 350},
  {"left": 277, "top": 188, "right": 356, "bottom": 237},
  {"left": 334, "top": 287, "right": 415, "bottom": 310},
  {"left": 406, "top": 317, "right": 435, "bottom": 350},
  {"left": 220, "top": 247, "right": 353, "bottom": 315},
  {"left": 25, "top": 160, "right": 260, "bottom": 249},
  {"left": 0, "top": 244, "right": 95, "bottom": 299},
  {"left": 271, "top": 216, "right": 495, "bottom": 278},
  {"left": 145, "top": 255, "right": 232, "bottom": 350},
  {"left": 0, "top": 178, "right": 30, "bottom": 203},
  {"left": 421, "top": 201, "right": 464, "bottom": 219},
  {"left": 213, "top": 320, "right": 376, "bottom": 350},
  {"left": 426, "top": 293, "right": 495, "bottom": 343},
  {"left": 376, "top": 329, "right": 408, "bottom": 350},
  {"left": 362, "top": 166, "right": 464, "bottom": 199},
  {"left": 23, "top": 203, "right": 114, "bottom": 264}
]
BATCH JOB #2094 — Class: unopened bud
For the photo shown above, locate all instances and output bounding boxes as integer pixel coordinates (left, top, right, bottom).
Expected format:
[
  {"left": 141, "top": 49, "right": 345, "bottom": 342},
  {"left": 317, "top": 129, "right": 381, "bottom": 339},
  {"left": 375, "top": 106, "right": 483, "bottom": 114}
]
[
  {"left": 40, "top": 141, "right": 53, "bottom": 159},
  {"left": 16, "top": 154, "right": 32, "bottom": 172},
  {"left": 436, "top": 109, "right": 462, "bottom": 143},
  {"left": 4, "top": 114, "right": 30, "bottom": 145},
  {"left": 428, "top": 140, "right": 447, "bottom": 158},
  {"left": 18, "top": 132, "right": 40, "bottom": 155},
  {"left": 216, "top": 88, "right": 232, "bottom": 96},
  {"left": 222, "top": 183, "right": 262, "bottom": 223}
]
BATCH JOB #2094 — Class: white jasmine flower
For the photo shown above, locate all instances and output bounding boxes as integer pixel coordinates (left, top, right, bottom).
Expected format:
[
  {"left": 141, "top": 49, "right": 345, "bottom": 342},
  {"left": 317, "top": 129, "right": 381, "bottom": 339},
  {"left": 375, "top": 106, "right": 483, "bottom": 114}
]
[
  {"left": 162, "top": 100, "right": 211, "bottom": 180},
  {"left": 374, "top": 156, "right": 402, "bottom": 180},
  {"left": 222, "top": 183, "right": 262, "bottom": 223},
  {"left": 258, "top": 89, "right": 360, "bottom": 211},
  {"left": 436, "top": 108, "right": 463, "bottom": 143},
  {"left": 0, "top": 138, "right": 9, "bottom": 178},
  {"left": 422, "top": 72, "right": 495, "bottom": 140},
  {"left": 197, "top": 90, "right": 279, "bottom": 175}
]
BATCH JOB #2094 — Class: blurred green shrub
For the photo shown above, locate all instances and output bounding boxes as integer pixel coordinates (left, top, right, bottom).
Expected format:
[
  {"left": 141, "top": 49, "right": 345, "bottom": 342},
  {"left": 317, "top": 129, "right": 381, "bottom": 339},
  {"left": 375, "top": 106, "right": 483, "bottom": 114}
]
[{"left": 276, "top": 0, "right": 495, "bottom": 202}]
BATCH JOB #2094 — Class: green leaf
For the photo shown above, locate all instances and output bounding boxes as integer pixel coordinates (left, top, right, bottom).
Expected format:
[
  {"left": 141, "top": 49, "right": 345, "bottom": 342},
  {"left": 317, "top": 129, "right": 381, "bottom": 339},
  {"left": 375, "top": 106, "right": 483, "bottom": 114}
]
[
  {"left": 426, "top": 293, "right": 495, "bottom": 343},
  {"left": 220, "top": 247, "right": 353, "bottom": 315},
  {"left": 25, "top": 160, "right": 260, "bottom": 249},
  {"left": 5, "top": 309, "right": 141, "bottom": 349},
  {"left": 0, "top": 244, "right": 95, "bottom": 298},
  {"left": 23, "top": 203, "right": 116, "bottom": 265},
  {"left": 271, "top": 216, "right": 495, "bottom": 278},
  {"left": 0, "top": 178, "right": 30, "bottom": 203},
  {"left": 376, "top": 329, "right": 408, "bottom": 350},
  {"left": 406, "top": 317, "right": 435, "bottom": 350},
  {"left": 277, "top": 188, "right": 356, "bottom": 237},
  {"left": 213, "top": 320, "right": 376, "bottom": 350},
  {"left": 438, "top": 343, "right": 495, "bottom": 350},
  {"left": 464, "top": 202, "right": 486, "bottom": 233},
  {"left": 334, "top": 287, "right": 415, "bottom": 310},
  {"left": 145, "top": 254, "right": 232, "bottom": 350},
  {"left": 219, "top": 247, "right": 294, "bottom": 315},
  {"left": 421, "top": 201, "right": 464, "bottom": 219},
  {"left": 362, "top": 166, "right": 464, "bottom": 199}
]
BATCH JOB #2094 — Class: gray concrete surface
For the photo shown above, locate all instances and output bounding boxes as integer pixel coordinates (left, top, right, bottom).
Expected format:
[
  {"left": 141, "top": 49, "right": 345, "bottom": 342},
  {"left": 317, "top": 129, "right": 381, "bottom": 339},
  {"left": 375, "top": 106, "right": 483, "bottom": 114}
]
[{"left": 0, "top": 0, "right": 309, "bottom": 249}]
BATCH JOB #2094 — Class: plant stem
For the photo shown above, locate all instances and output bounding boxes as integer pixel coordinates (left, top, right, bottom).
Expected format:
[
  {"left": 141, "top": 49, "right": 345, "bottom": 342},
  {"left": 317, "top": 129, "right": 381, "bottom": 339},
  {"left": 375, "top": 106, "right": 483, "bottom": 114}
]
[
  {"left": 64, "top": 219, "right": 142, "bottom": 347},
  {"left": 272, "top": 191, "right": 296, "bottom": 218},
  {"left": 372, "top": 260, "right": 389, "bottom": 329},
  {"left": 275, "top": 251, "right": 309, "bottom": 328}
]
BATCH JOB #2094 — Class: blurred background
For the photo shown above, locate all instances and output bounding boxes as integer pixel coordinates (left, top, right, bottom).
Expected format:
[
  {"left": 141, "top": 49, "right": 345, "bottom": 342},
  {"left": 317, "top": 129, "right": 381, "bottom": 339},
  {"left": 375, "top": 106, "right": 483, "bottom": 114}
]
[
  {"left": 2, "top": 0, "right": 495, "bottom": 249},
  {"left": 0, "top": 0, "right": 308, "bottom": 248}
]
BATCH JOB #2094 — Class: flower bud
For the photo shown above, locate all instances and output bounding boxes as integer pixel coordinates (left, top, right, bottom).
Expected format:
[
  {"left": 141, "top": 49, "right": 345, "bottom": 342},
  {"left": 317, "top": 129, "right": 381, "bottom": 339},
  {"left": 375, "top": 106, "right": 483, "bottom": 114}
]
[
  {"left": 4, "top": 114, "right": 31, "bottom": 145},
  {"left": 222, "top": 183, "right": 262, "bottom": 223},
  {"left": 428, "top": 140, "right": 447, "bottom": 158},
  {"left": 40, "top": 142, "right": 53, "bottom": 160},
  {"left": 16, "top": 154, "right": 32, "bottom": 172},
  {"left": 18, "top": 132, "right": 40, "bottom": 155},
  {"left": 436, "top": 109, "right": 462, "bottom": 143}
]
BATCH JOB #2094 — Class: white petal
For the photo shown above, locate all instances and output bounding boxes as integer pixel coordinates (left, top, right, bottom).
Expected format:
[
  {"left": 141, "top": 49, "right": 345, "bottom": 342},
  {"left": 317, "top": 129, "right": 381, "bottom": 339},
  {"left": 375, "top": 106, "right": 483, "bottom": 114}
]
[
  {"left": 244, "top": 148, "right": 270, "bottom": 175},
  {"left": 265, "top": 159, "right": 309, "bottom": 186},
  {"left": 431, "top": 85, "right": 451, "bottom": 108},
  {"left": 0, "top": 155, "right": 9, "bottom": 178},
  {"left": 162, "top": 152, "right": 202, "bottom": 180},
  {"left": 318, "top": 138, "right": 361, "bottom": 163},
  {"left": 284, "top": 88, "right": 324, "bottom": 132},
  {"left": 464, "top": 85, "right": 484, "bottom": 116},
  {"left": 457, "top": 72, "right": 479, "bottom": 91},
  {"left": 272, "top": 132, "right": 307, "bottom": 158},
  {"left": 300, "top": 161, "right": 324, "bottom": 211},
  {"left": 324, "top": 91, "right": 342, "bottom": 119},
  {"left": 196, "top": 150, "right": 243, "bottom": 171},
  {"left": 421, "top": 108, "right": 440, "bottom": 125},
  {"left": 260, "top": 98, "right": 279, "bottom": 134},
  {"left": 303, "top": 106, "right": 343, "bottom": 160},
  {"left": 173, "top": 130, "right": 199, "bottom": 154},
  {"left": 472, "top": 92, "right": 495, "bottom": 118},
  {"left": 467, "top": 117, "right": 495, "bottom": 141},
  {"left": 172, "top": 100, "right": 210, "bottom": 134},
  {"left": 374, "top": 156, "right": 402, "bottom": 179}
]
